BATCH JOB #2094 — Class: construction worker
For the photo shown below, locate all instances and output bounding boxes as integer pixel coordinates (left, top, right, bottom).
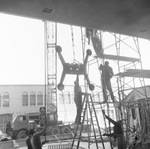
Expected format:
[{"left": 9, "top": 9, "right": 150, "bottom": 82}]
[
  {"left": 26, "top": 129, "right": 36, "bottom": 149},
  {"left": 99, "top": 61, "right": 115, "bottom": 102},
  {"left": 6, "top": 120, "right": 13, "bottom": 135},
  {"left": 74, "top": 75, "right": 83, "bottom": 124},
  {"left": 102, "top": 110, "right": 126, "bottom": 149},
  {"left": 30, "top": 127, "right": 46, "bottom": 149}
]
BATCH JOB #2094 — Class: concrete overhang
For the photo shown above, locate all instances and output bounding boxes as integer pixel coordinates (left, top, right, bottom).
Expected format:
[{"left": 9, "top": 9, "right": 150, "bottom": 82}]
[{"left": 0, "top": 0, "right": 150, "bottom": 39}]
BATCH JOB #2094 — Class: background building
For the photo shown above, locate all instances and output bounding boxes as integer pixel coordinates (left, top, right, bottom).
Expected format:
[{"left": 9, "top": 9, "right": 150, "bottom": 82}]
[{"left": 0, "top": 84, "right": 115, "bottom": 132}]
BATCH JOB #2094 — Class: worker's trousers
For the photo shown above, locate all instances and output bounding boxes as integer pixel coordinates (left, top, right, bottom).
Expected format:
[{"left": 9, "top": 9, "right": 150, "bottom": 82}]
[{"left": 101, "top": 78, "right": 114, "bottom": 102}]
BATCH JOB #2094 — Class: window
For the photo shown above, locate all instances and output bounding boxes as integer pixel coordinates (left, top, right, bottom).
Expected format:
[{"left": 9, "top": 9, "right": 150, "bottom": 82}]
[
  {"left": 91, "top": 92, "right": 95, "bottom": 101},
  {"left": 65, "top": 92, "right": 71, "bottom": 104},
  {"left": 94, "top": 92, "right": 100, "bottom": 102},
  {"left": 131, "top": 108, "right": 136, "bottom": 120},
  {"left": 30, "top": 92, "right": 36, "bottom": 106},
  {"left": 18, "top": 116, "right": 26, "bottom": 121},
  {"left": 37, "top": 92, "right": 43, "bottom": 105},
  {"left": 3, "top": 92, "right": 10, "bottom": 107},
  {"left": 71, "top": 93, "right": 74, "bottom": 104},
  {"left": 22, "top": 92, "right": 28, "bottom": 106},
  {"left": 59, "top": 93, "right": 64, "bottom": 104}
]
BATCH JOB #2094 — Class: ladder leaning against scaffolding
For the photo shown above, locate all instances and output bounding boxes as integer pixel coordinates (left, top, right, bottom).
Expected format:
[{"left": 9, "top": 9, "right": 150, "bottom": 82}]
[
  {"left": 89, "top": 28, "right": 116, "bottom": 149},
  {"left": 71, "top": 93, "right": 105, "bottom": 149}
]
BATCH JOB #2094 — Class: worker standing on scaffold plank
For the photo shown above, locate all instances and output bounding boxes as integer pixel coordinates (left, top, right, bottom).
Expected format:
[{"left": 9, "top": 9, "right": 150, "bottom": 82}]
[
  {"left": 99, "top": 61, "right": 115, "bottom": 102},
  {"left": 102, "top": 110, "right": 126, "bottom": 149},
  {"left": 74, "top": 75, "right": 83, "bottom": 124}
]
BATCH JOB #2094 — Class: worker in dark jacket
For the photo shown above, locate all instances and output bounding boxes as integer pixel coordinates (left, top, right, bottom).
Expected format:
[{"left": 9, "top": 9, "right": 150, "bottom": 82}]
[
  {"left": 30, "top": 127, "right": 46, "bottom": 149},
  {"left": 26, "top": 129, "right": 36, "bottom": 149},
  {"left": 102, "top": 110, "right": 126, "bottom": 149},
  {"left": 6, "top": 121, "right": 13, "bottom": 135},
  {"left": 99, "top": 61, "right": 115, "bottom": 102}
]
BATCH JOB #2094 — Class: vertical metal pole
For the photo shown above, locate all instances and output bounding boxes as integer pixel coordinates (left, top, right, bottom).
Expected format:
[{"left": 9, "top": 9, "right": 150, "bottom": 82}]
[{"left": 44, "top": 20, "right": 48, "bottom": 141}]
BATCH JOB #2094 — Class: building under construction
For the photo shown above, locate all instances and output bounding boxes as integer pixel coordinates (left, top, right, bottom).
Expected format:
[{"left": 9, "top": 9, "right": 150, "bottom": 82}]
[
  {"left": 43, "top": 22, "right": 150, "bottom": 149},
  {"left": 1, "top": 1, "right": 150, "bottom": 149}
]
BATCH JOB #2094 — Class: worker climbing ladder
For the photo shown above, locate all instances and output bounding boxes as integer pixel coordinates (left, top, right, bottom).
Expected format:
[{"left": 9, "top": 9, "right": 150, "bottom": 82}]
[{"left": 71, "top": 93, "right": 105, "bottom": 149}]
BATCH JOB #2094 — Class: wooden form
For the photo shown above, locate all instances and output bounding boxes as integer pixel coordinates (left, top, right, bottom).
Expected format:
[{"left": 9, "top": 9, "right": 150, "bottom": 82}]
[
  {"left": 94, "top": 54, "right": 139, "bottom": 62},
  {"left": 115, "top": 69, "right": 150, "bottom": 79}
]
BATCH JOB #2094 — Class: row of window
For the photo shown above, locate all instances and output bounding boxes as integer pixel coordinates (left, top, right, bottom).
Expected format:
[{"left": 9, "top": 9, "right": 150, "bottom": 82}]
[
  {"left": 0, "top": 91, "right": 102, "bottom": 108},
  {"left": 59, "top": 92, "right": 102, "bottom": 104},
  {"left": 22, "top": 92, "right": 43, "bottom": 106},
  {"left": 0, "top": 92, "right": 44, "bottom": 108}
]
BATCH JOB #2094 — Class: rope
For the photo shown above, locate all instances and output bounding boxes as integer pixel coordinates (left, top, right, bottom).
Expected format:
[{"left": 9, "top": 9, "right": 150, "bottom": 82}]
[{"left": 70, "top": 25, "right": 75, "bottom": 61}]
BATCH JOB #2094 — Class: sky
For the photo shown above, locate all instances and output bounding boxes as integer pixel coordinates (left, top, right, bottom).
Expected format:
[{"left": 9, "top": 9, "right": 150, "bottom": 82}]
[
  {"left": 0, "top": 13, "right": 150, "bottom": 86},
  {"left": 0, "top": 13, "right": 44, "bottom": 84}
]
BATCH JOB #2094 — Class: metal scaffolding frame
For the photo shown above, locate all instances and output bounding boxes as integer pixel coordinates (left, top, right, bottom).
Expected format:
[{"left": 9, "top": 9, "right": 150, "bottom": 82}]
[
  {"left": 45, "top": 23, "right": 150, "bottom": 148},
  {"left": 85, "top": 29, "right": 150, "bottom": 148},
  {"left": 44, "top": 21, "right": 58, "bottom": 114}
]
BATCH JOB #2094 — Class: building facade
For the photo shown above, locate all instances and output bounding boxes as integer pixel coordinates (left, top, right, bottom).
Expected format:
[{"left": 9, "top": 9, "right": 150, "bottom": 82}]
[
  {"left": 0, "top": 85, "right": 77, "bottom": 122},
  {"left": 0, "top": 84, "right": 115, "bottom": 132}
]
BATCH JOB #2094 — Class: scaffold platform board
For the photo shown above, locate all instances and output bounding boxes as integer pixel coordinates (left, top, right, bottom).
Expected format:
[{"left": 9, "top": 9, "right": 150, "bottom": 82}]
[
  {"left": 94, "top": 54, "right": 139, "bottom": 62},
  {"left": 115, "top": 69, "right": 150, "bottom": 78}
]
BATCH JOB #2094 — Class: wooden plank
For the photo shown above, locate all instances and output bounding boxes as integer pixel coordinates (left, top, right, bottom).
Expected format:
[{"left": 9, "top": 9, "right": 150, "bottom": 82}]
[
  {"left": 94, "top": 54, "right": 139, "bottom": 62},
  {"left": 115, "top": 69, "right": 150, "bottom": 78}
]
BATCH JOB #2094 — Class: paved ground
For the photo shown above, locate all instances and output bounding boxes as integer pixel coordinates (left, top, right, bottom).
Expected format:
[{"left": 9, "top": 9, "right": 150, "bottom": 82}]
[
  {"left": 20, "top": 142, "right": 112, "bottom": 149},
  {"left": 1, "top": 132, "right": 113, "bottom": 149}
]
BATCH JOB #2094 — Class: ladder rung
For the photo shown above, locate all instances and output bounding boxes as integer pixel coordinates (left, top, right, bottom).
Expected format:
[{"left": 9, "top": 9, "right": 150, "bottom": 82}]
[{"left": 71, "top": 93, "right": 106, "bottom": 149}]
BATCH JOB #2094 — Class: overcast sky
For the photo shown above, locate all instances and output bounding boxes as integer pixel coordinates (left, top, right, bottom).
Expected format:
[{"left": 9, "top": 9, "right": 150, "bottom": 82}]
[{"left": 0, "top": 13, "right": 149, "bottom": 86}]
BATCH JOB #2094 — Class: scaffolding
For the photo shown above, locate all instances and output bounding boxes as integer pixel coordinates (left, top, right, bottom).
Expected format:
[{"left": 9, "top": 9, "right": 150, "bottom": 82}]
[
  {"left": 44, "top": 21, "right": 57, "bottom": 113},
  {"left": 90, "top": 32, "right": 144, "bottom": 101},
  {"left": 88, "top": 30, "right": 150, "bottom": 148},
  {"left": 120, "top": 86, "right": 150, "bottom": 149},
  {"left": 45, "top": 23, "right": 150, "bottom": 148}
]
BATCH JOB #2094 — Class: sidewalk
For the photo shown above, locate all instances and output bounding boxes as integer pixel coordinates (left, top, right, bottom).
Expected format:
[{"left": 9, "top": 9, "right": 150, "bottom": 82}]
[{"left": 20, "top": 142, "right": 111, "bottom": 149}]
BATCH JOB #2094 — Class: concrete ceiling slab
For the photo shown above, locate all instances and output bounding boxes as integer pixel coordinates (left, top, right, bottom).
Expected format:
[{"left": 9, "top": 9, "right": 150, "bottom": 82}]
[{"left": 0, "top": 0, "right": 150, "bottom": 39}]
